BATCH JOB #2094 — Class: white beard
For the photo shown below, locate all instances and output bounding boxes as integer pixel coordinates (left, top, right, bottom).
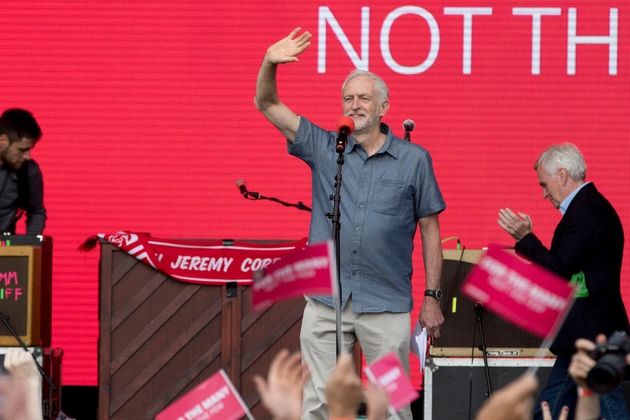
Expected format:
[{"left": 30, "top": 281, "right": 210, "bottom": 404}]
[{"left": 351, "top": 112, "right": 379, "bottom": 134}]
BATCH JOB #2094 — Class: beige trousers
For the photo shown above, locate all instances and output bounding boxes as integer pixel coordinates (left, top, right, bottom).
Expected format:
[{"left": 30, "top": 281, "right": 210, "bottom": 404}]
[{"left": 300, "top": 297, "right": 413, "bottom": 420}]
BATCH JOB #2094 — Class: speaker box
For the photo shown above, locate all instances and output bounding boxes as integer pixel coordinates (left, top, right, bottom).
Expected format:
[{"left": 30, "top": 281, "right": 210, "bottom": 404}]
[
  {"left": 424, "top": 357, "right": 554, "bottom": 420},
  {"left": 0, "top": 236, "right": 52, "bottom": 347},
  {"left": 432, "top": 249, "right": 544, "bottom": 357}
]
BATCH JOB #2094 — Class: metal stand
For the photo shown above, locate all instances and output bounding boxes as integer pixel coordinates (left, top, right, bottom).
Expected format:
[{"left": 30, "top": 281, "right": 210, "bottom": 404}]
[
  {"left": 329, "top": 151, "right": 345, "bottom": 357},
  {"left": 474, "top": 304, "right": 494, "bottom": 397},
  {"left": 0, "top": 312, "right": 56, "bottom": 389},
  {"left": 238, "top": 186, "right": 311, "bottom": 212}
]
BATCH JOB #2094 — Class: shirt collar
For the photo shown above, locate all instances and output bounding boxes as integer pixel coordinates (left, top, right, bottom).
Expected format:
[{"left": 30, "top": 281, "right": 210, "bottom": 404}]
[
  {"left": 346, "top": 123, "right": 400, "bottom": 159},
  {"left": 559, "top": 181, "right": 590, "bottom": 215}
]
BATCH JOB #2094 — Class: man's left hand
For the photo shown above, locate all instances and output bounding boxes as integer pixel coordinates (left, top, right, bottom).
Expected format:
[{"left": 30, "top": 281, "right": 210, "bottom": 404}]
[
  {"left": 498, "top": 208, "right": 532, "bottom": 241},
  {"left": 420, "top": 297, "right": 444, "bottom": 338}
]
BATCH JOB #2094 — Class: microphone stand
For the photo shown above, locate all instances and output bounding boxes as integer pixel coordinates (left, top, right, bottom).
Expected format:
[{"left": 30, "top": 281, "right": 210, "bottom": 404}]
[
  {"left": 0, "top": 312, "right": 56, "bottom": 390},
  {"left": 474, "top": 304, "right": 493, "bottom": 398},
  {"left": 327, "top": 147, "right": 345, "bottom": 358},
  {"left": 241, "top": 191, "right": 311, "bottom": 212}
]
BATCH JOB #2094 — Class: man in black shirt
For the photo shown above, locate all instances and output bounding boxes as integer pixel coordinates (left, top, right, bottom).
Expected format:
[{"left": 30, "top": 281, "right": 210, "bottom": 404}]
[{"left": 0, "top": 108, "right": 46, "bottom": 235}]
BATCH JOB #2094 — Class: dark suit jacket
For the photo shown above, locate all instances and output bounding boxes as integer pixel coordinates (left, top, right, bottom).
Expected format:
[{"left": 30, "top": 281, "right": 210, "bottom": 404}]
[{"left": 515, "top": 183, "right": 629, "bottom": 354}]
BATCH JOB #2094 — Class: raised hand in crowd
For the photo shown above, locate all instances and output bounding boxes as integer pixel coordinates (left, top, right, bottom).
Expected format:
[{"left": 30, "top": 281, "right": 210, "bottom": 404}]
[
  {"left": 364, "top": 380, "right": 390, "bottom": 420},
  {"left": 541, "top": 401, "right": 568, "bottom": 420},
  {"left": 253, "top": 349, "right": 309, "bottom": 420},
  {"left": 475, "top": 373, "right": 539, "bottom": 420},
  {"left": 0, "top": 348, "right": 43, "bottom": 420},
  {"left": 325, "top": 352, "right": 363, "bottom": 419}
]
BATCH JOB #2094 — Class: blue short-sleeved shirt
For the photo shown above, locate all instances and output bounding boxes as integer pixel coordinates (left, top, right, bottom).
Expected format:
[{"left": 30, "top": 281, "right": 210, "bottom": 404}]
[{"left": 289, "top": 117, "right": 445, "bottom": 313}]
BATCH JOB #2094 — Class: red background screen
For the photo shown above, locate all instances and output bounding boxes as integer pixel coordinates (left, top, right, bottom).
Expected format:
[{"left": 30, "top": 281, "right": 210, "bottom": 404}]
[{"left": 0, "top": 0, "right": 627, "bottom": 385}]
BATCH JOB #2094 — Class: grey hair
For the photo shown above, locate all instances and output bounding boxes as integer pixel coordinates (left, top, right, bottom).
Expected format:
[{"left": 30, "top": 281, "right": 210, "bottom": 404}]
[
  {"left": 534, "top": 143, "right": 587, "bottom": 181},
  {"left": 341, "top": 70, "right": 389, "bottom": 102}
]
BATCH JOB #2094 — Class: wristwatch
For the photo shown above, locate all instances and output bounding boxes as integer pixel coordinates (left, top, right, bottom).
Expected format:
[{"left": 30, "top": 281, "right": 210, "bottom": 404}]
[{"left": 424, "top": 288, "right": 443, "bottom": 301}]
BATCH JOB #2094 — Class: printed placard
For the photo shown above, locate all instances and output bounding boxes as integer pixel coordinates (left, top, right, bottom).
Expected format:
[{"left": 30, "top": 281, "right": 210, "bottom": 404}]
[
  {"left": 364, "top": 352, "right": 419, "bottom": 411},
  {"left": 462, "top": 244, "right": 575, "bottom": 338},
  {"left": 155, "top": 369, "right": 252, "bottom": 420},
  {"left": 252, "top": 240, "right": 336, "bottom": 311}
]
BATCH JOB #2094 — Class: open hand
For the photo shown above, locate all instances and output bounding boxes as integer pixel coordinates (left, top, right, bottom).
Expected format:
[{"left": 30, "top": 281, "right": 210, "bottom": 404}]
[
  {"left": 498, "top": 208, "right": 532, "bottom": 241},
  {"left": 266, "top": 27, "right": 312, "bottom": 64},
  {"left": 325, "top": 353, "right": 363, "bottom": 417},
  {"left": 253, "top": 349, "right": 308, "bottom": 420}
]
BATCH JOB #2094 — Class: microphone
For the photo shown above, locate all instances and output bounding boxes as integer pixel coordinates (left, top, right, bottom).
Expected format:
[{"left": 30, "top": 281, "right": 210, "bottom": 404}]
[
  {"left": 235, "top": 179, "right": 260, "bottom": 199},
  {"left": 336, "top": 117, "right": 355, "bottom": 153},
  {"left": 403, "top": 119, "right": 415, "bottom": 141},
  {"left": 236, "top": 179, "right": 248, "bottom": 196}
]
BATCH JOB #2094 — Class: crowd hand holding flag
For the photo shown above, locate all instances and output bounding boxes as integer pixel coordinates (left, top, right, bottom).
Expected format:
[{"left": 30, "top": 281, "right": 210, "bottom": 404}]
[
  {"left": 498, "top": 208, "right": 533, "bottom": 241},
  {"left": 326, "top": 353, "right": 390, "bottom": 420},
  {"left": 253, "top": 348, "right": 389, "bottom": 420},
  {"left": 252, "top": 343, "right": 593, "bottom": 420},
  {"left": 325, "top": 353, "right": 364, "bottom": 418},
  {"left": 253, "top": 349, "right": 309, "bottom": 420}
]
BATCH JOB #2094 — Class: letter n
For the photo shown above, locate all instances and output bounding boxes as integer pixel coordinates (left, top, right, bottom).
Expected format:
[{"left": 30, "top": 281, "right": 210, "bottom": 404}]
[{"left": 318, "top": 6, "right": 370, "bottom": 73}]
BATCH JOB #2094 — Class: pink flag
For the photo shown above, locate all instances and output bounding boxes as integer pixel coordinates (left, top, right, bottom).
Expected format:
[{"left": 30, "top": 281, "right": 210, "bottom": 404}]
[
  {"left": 364, "top": 352, "right": 419, "bottom": 411},
  {"left": 252, "top": 240, "right": 336, "bottom": 311},
  {"left": 462, "top": 244, "right": 575, "bottom": 338},
  {"left": 155, "top": 369, "right": 252, "bottom": 420}
]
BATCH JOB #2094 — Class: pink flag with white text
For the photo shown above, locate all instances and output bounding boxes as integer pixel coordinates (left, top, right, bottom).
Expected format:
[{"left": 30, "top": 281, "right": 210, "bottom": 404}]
[
  {"left": 252, "top": 240, "right": 337, "bottom": 311},
  {"left": 462, "top": 244, "right": 575, "bottom": 338},
  {"left": 155, "top": 369, "right": 252, "bottom": 420},
  {"left": 364, "top": 352, "right": 419, "bottom": 411}
]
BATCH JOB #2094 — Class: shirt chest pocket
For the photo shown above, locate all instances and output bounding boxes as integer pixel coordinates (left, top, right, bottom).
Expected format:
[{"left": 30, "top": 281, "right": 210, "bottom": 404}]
[{"left": 370, "top": 180, "right": 406, "bottom": 215}]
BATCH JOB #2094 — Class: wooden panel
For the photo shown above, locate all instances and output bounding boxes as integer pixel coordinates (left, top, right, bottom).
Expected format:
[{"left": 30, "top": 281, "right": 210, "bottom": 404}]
[
  {"left": 239, "top": 285, "right": 305, "bottom": 418},
  {"left": 99, "top": 241, "right": 305, "bottom": 420}
]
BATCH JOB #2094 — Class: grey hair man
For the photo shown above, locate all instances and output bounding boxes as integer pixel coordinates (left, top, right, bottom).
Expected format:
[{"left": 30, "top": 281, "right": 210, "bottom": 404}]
[
  {"left": 498, "top": 143, "right": 629, "bottom": 420},
  {"left": 255, "top": 28, "right": 446, "bottom": 419}
]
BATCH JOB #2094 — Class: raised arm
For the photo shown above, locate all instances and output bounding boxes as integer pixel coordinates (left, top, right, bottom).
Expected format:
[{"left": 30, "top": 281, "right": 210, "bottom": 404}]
[{"left": 255, "top": 27, "right": 311, "bottom": 143}]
